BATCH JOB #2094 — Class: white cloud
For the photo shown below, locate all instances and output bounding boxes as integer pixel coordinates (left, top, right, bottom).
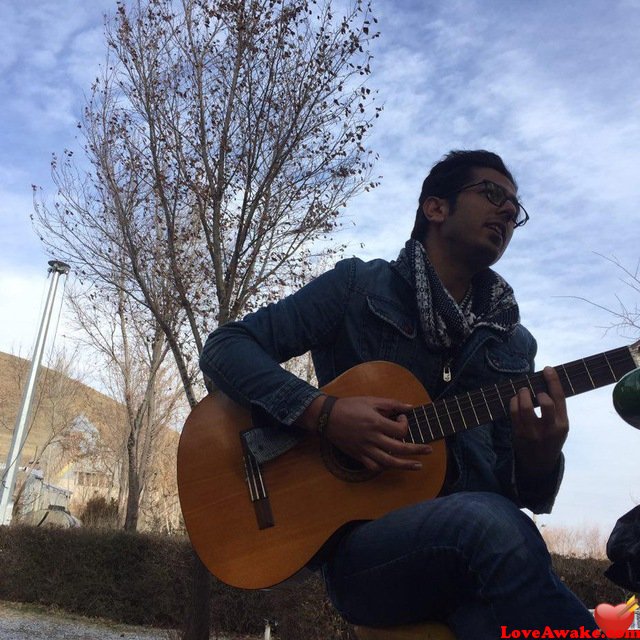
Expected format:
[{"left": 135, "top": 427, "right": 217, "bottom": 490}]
[{"left": 0, "top": 270, "right": 72, "bottom": 358}]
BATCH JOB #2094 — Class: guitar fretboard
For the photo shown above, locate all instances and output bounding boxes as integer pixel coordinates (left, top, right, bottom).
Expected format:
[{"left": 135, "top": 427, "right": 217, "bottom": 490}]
[{"left": 405, "top": 345, "right": 638, "bottom": 444}]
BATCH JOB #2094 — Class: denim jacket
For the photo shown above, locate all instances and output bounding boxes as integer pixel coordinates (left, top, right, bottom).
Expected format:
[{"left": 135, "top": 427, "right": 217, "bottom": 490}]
[{"left": 200, "top": 252, "right": 563, "bottom": 514}]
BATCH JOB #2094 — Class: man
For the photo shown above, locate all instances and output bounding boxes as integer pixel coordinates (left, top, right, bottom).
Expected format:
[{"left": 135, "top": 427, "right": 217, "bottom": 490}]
[{"left": 200, "top": 150, "right": 598, "bottom": 637}]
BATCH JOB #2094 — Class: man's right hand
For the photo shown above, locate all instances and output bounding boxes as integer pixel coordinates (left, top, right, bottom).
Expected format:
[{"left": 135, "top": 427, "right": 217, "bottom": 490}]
[{"left": 297, "top": 395, "right": 432, "bottom": 472}]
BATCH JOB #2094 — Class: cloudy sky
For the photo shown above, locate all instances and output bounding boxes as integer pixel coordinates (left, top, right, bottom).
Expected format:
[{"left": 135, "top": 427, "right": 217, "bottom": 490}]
[{"left": 1, "top": 0, "right": 639, "bottom": 538}]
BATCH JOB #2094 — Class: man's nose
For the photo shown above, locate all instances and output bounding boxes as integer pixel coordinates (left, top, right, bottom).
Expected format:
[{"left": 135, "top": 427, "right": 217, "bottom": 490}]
[{"left": 499, "top": 199, "right": 518, "bottom": 223}]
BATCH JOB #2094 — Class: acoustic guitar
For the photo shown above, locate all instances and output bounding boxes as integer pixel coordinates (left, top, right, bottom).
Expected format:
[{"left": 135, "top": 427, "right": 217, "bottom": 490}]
[{"left": 177, "top": 341, "right": 640, "bottom": 589}]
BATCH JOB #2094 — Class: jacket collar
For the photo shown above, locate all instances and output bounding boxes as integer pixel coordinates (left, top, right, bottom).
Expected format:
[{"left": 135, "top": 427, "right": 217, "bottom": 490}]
[{"left": 390, "top": 242, "right": 415, "bottom": 289}]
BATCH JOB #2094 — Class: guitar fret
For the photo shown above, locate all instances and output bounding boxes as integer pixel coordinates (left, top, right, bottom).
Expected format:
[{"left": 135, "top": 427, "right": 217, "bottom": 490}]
[
  {"left": 495, "top": 384, "right": 507, "bottom": 414},
  {"left": 480, "top": 388, "right": 494, "bottom": 421},
  {"left": 603, "top": 352, "right": 617, "bottom": 381},
  {"left": 467, "top": 391, "right": 480, "bottom": 424},
  {"left": 442, "top": 398, "right": 454, "bottom": 432},
  {"left": 420, "top": 405, "right": 436, "bottom": 441},
  {"left": 612, "top": 346, "right": 639, "bottom": 378},
  {"left": 526, "top": 376, "right": 536, "bottom": 398},
  {"left": 564, "top": 362, "right": 593, "bottom": 395},
  {"left": 402, "top": 343, "right": 638, "bottom": 447},
  {"left": 414, "top": 414, "right": 426, "bottom": 443},
  {"left": 454, "top": 396, "right": 468, "bottom": 429},
  {"left": 591, "top": 353, "right": 623, "bottom": 387},
  {"left": 582, "top": 358, "right": 596, "bottom": 388},
  {"left": 431, "top": 403, "right": 446, "bottom": 437},
  {"left": 559, "top": 363, "right": 575, "bottom": 395},
  {"left": 405, "top": 417, "right": 416, "bottom": 444}
]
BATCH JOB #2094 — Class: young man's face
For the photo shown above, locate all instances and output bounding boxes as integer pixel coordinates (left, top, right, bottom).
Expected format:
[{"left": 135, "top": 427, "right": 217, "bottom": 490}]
[{"left": 437, "top": 167, "right": 519, "bottom": 269}]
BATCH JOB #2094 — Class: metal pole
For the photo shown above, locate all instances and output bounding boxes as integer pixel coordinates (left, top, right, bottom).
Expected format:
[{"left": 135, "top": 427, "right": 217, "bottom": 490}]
[{"left": 0, "top": 260, "right": 70, "bottom": 525}]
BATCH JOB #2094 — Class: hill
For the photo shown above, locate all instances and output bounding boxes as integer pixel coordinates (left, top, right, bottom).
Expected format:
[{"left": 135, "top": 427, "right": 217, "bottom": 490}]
[{"left": 0, "top": 350, "right": 126, "bottom": 469}]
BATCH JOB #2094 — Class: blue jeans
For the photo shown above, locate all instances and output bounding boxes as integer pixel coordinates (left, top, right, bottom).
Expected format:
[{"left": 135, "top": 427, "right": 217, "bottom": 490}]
[{"left": 322, "top": 492, "right": 597, "bottom": 639}]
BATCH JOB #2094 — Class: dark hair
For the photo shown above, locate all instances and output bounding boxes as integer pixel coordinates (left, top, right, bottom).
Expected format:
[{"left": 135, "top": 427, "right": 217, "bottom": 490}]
[{"left": 410, "top": 150, "right": 517, "bottom": 241}]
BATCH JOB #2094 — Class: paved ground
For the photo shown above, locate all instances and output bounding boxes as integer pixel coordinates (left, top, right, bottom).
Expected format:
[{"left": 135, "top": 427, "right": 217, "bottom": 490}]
[
  {"left": 0, "top": 600, "right": 257, "bottom": 640},
  {"left": 0, "top": 600, "right": 178, "bottom": 640}
]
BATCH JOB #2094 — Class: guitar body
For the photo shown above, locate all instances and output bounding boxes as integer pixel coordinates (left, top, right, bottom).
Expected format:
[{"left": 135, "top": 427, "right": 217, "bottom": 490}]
[{"left": 177, "top": 361, "right": 447, "bottom": 589}]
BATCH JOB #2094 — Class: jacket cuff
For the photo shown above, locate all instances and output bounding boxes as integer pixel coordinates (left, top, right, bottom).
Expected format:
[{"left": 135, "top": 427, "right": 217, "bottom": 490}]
[
  {"left": 513, "top": 453, "right": 565, "bottom": 514},
  {"left": 250, "top": 377, "right": 324, "bottom": 428}
]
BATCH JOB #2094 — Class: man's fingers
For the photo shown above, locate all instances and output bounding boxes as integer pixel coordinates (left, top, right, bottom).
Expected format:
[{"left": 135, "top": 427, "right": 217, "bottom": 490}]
[
  {"left": 537, "top": 391, "right": 557, "bottom": 426},
  {"left": 372, "top": 449, "right": 427, "bottom": 471},
  {"left": 382, "top": 439, "right": 433, "bottom": 457},
  {"left": 357, "top": 437, "right": 432, "bottom": 472},
  {"left": 372, "top": 397, "right": 413, "bottom": 413},
  {"left": 542, "top": 366, "right": 564, "bottom": 398},
  {"left": 510, "top": 387, "right": 533, "bottom": 423},
  {"left": 542, "top": 366, "right": 569, "bottom": 422}
]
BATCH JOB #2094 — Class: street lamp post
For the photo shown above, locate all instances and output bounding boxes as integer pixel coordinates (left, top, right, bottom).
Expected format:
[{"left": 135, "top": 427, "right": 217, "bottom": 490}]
[{"left": 0, "top": 260, "right": 70, "bottom": 525}]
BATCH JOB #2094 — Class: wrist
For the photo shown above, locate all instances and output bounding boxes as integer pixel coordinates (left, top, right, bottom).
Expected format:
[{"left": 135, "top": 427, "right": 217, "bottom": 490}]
[
  {"left": 295, "top": 395, "right": 327, "bottom": 431},
  {"left": 295, "top": 394, "right": 339, "bottom": 435},
  {"left": 516, "top": 453, "right": 562, "bottom": 487},
  {"left": 316, "top": 395, "right": 338, "bottom": 437}
]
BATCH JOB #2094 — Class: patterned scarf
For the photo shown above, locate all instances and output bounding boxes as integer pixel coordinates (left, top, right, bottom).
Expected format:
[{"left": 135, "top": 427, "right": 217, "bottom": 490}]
[{"left": 398, "top": 239, "right": 520, "bottom": 350}]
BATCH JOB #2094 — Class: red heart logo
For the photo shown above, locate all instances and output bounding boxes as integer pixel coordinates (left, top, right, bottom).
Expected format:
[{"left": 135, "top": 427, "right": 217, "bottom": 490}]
[{"left": 594, "top": 603, "right": 634, "bottom": 638}]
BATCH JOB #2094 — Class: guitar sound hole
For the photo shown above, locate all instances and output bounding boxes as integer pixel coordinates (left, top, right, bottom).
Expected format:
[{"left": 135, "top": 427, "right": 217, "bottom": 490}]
[
  {"left": 333, "top": 447, "right": 366, "bottom": 472},
  {"left": 321, "top": 441, "right": 378, "bottom": 482}
]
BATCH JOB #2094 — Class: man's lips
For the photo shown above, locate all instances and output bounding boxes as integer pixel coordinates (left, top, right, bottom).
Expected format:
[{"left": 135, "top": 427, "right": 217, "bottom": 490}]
[{"left": 485, "top": 222, "right": 506, "bottom": 242}]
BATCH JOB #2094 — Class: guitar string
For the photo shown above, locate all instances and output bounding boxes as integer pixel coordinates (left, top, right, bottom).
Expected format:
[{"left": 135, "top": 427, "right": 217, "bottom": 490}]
[
  {"left": 406, "top": 349, "right": 635, "bottom": 444},
  {"left": 452, "top": 350, "right": 632, "bottom": 415},
  {"left": 412, "top": 351, "right": 633, "bottom": 441},
  {"left": 432, "top": 354, "right": 629, "bottom": 437}
]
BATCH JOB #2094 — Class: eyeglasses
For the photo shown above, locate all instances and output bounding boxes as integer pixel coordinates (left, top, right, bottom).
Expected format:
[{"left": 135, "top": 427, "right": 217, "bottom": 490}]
[{"left": 445, "top": 180, "right": 530, "bottom": 228}]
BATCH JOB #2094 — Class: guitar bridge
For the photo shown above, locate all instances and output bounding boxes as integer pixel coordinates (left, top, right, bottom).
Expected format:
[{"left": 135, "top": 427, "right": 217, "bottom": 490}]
[{"left": 241, "top": 434, "right": 274, "bottom": 530}]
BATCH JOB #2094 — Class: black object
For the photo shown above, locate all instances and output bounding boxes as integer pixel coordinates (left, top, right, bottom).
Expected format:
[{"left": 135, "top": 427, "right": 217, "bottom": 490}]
[{"left": 605, "top": 504, "right": 640, "bottom": 591}]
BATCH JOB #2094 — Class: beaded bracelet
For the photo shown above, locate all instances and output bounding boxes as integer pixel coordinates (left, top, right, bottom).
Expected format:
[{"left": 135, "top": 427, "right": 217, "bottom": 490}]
[{"left": 316, "top": 395, "right": 338, "bottom": 437}]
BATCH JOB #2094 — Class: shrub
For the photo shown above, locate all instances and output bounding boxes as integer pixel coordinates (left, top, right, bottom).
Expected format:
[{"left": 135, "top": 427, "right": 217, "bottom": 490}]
[
  {"left": 0, "top": 525, "right": 354, "bottom": 639},
  {"left": 79, "top": 496, "right": 120, "bottom": 529},
  {"left": 0, "top": 526, "right": 632, "bottom": 638}
]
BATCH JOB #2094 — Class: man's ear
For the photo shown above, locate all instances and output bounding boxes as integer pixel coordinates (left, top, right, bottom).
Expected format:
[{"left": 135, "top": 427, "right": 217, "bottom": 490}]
[{"left": 422, "top": 196, "right": 449, "bottom": 224}]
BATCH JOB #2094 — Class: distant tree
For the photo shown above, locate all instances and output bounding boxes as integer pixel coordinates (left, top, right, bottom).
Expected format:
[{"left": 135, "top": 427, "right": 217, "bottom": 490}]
[
  {"left": 139, "top": 427, "right": 184, "bottom": 534},
  {"left": 0, "top": 348, "right": 92, "bottom": 518},
  {"left": 571, "top": 254, "right": 640, "bottom": 338},
  {"left": 541, "top": 524, "right": 607, "bottom": 559},
  {"left": 67, "top": 282, "right": 185, "bottom": 532},
  {"left": 33, "top": 1, "right": 380, "bottom": 637}
]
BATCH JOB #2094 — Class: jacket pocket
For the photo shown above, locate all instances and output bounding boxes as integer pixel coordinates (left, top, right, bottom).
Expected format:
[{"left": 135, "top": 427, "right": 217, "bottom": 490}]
[
  {"left": 485, "top": 342, "right": 531, "bottom": 375},
  {"left": 359, "top": 295, "right": 417, "bottom": 361}
]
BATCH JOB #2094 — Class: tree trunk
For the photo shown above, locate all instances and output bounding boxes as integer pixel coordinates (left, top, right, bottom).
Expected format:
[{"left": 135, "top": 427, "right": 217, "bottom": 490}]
[
  {"left": 182, "top": 552, "right": 211, "bottom": 640},
  {"left": 124, "top": 431, "right": 140, "bottom": 531}
]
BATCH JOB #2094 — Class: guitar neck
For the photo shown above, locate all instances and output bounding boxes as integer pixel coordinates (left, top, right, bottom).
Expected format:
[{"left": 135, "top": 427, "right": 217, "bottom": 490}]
[{"left": 407, "top": 343, "right": 640, "bottom": 444}]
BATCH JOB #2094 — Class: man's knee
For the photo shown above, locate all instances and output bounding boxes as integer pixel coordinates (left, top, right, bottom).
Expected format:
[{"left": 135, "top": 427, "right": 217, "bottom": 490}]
[{"left": 440, "top": 492, "right": 549, "bottom": 561}]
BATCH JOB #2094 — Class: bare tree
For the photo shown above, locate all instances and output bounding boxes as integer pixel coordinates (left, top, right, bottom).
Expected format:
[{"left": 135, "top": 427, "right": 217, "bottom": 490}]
[
  {"left": 33, "top": 0, "right": 380, "bottom": 404},
  {"left": 139, "top": 426, "right": 184, "bottom": 534},
  {"left": 32, "top": 1, "right": 380, "bottom": 637},
  {"left": 569, "top": 254, "right": 640, "bottom": 338},
  {"left": 0, "top": 349, "right": 123, "bottom": 515},
  {"left": 67, "top": 283, "right": 185, "bottom": 531},
  {"left": 541, "top": 524, "right": 607, "bottom": 559},
  {"left": 0, "top": 348, "right": 92, "bottom": 517}
]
